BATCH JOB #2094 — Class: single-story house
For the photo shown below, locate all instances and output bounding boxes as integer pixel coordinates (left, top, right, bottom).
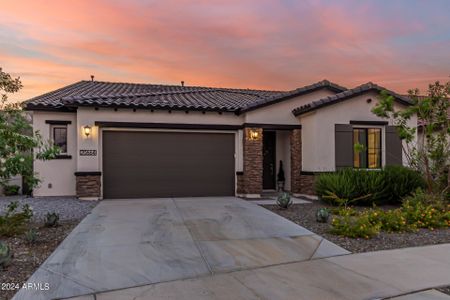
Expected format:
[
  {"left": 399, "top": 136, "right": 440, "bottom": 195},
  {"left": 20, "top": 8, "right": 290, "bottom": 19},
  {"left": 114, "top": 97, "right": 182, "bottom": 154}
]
[{"left": 23, "top": 79, "right": 416, "bottom": 200}]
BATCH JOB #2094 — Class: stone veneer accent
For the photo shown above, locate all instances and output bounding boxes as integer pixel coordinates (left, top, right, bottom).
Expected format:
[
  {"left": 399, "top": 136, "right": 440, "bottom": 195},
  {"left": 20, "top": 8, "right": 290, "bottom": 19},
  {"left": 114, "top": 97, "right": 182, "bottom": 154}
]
[
  {"left": 75, "top": 172, "right": 101, "bottom": 198},
  {"left": 243, "top": 127, "right": 263, "bottom": 195},
  {"left": 290, "top": 129, "right": 302, "bottom": 195},
  {"left": 236, "top": 172, "right": 245, "bottom": 195},
  {"left": 299, "top": 172, "right": 317, "bottom": 195}
]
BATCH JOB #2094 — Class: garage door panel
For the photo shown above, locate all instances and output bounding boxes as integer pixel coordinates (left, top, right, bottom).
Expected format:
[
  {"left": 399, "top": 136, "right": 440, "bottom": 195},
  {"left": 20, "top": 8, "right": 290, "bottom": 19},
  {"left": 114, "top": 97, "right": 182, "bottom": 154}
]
[{"left": 103, "top": 131, "right": 235, "bottom": 198}]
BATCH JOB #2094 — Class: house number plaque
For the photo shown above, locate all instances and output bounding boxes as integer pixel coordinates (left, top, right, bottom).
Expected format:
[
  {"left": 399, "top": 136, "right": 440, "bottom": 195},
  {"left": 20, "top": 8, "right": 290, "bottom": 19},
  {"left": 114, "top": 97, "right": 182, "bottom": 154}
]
[{"left": 80, "top": 150, "right": 97, "bottom": 156}]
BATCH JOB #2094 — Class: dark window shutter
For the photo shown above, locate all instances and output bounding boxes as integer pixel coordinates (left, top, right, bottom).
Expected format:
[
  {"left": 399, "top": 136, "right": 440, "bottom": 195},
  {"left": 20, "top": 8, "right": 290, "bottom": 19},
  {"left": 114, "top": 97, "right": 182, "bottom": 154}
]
[
  {"left": 335, "top": 124, "right": 353, "bottom": 170},
  {"left": 385, "top": 126, "right": 403, "bottom": 165}
]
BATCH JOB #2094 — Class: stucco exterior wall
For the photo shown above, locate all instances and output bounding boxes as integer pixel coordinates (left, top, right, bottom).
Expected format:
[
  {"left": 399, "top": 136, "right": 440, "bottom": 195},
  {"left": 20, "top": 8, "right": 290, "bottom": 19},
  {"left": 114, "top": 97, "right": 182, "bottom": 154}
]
[
  {"left": 76, "top": 107, "right": 245, "bottom": 173},
  {"left": 33, "top": 111, "right": 77, "bottom": 196},
  {"left": 244, "top": 89, "right": 336, "bottom": 124},
  {"left": 300, "top": 91, "right": 417, "bottom": 171}
]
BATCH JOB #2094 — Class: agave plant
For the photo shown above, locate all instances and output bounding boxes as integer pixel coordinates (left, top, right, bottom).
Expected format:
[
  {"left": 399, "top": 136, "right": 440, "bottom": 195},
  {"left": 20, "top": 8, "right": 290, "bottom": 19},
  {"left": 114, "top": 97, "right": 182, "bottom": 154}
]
[
  {"left": 276, "top": 192, "right": 292, "bottom": 209},
  {"left": 0, "top": 241, "right": 12, "bottom": 270},
  {"left": 45, "top": 212, "right": 60, "bottom": 227},
  {"left": 316, "top": 208, "right": 330, "bottom": 223},
  {"left": 25, "top": 228, "right": 38, "bottom": 245}
]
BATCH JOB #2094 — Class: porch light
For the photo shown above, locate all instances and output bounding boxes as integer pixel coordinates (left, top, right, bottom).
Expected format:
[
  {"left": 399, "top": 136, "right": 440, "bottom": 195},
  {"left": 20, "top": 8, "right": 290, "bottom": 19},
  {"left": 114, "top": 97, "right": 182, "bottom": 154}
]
[
  {"left": 83, "top": 125, "right": 91, "bottom": 137},
  {"left": 248, "top": 129, "right": 260, "bottom": 141}
]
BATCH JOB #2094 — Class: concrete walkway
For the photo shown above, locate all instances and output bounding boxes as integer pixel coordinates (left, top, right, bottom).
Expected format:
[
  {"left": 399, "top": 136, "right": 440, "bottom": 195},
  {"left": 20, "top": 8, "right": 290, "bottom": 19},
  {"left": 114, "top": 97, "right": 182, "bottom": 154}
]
[
  {"left": 13, "top": 197, "right": 348, "bottom": 300},
  {"left": 66, "top": 244, "right": 450, "bottom": 300}
]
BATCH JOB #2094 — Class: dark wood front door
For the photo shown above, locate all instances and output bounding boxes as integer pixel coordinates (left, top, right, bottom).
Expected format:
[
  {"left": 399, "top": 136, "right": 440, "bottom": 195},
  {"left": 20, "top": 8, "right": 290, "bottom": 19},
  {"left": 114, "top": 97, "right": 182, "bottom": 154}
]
[{"left": 263, "top": 131, "right": 276, "bottom": 190}]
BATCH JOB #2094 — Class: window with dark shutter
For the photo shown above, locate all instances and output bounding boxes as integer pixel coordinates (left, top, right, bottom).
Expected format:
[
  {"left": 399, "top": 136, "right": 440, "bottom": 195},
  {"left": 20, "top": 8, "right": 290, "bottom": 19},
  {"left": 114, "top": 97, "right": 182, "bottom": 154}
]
[
  {"left": 385, "top": 125, "right": 403, "bottom": 165},
  {"left": 335, "top": 124, "right": 354, "bottom": 169}
]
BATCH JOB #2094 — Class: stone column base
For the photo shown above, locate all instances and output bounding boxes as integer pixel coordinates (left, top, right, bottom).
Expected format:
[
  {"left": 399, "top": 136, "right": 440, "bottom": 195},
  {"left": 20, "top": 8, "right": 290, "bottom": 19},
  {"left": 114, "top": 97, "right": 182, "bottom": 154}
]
[
  {"left": 75, "top": 172, "right": 101, "bottom": 200},
  {"left": 299, "top": 172, "right": 317, "bottom": 195}
]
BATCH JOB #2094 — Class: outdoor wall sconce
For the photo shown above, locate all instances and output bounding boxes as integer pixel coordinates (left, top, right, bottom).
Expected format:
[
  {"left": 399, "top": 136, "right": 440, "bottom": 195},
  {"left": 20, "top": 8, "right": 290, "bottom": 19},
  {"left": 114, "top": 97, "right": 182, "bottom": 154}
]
[
  {"left": 248, "top": 129, "right": 260, "bottom": 141},
  {"left": 83, "top": 125, "right": 91, "bottom": 137}
]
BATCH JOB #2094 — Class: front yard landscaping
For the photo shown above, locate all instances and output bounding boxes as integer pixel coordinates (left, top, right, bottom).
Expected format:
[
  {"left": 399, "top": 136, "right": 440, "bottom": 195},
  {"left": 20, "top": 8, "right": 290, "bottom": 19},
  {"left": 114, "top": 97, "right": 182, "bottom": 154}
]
[
  {"left": 266, "top": 165, "right": 449, "bottom": 253},
  {"left": 264, "top": 201, "right": 449, "bottom": 253},
  {"left": 0, "top": 196, "right": 96, "bottom": 300}
]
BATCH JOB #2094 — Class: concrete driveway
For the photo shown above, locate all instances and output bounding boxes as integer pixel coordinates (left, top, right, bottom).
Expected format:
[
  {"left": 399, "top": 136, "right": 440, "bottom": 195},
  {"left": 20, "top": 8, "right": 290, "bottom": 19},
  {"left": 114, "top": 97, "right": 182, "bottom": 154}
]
[{"left": 13, "top": 197, "right": 349, "bottom": 300}]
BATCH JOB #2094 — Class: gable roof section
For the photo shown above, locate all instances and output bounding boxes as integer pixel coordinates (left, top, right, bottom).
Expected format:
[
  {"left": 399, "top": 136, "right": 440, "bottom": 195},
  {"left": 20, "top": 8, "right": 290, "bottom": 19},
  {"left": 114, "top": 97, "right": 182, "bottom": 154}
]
[
  {"left": 292, "top": 82, "right": 413, "bottom": 116},
  {"left": 238, "top": 80, "right": 347, "bottom": 113},
  {"left": 23, "top": 80, "right": 346, "bottom": 114}
]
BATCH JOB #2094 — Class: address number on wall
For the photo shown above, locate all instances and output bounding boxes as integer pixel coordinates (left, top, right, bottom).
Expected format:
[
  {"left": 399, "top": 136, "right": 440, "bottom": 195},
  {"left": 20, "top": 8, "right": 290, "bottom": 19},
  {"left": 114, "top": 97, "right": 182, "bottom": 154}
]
[{"left": 80, "top": 150, "right": 97, "bottom": 156}]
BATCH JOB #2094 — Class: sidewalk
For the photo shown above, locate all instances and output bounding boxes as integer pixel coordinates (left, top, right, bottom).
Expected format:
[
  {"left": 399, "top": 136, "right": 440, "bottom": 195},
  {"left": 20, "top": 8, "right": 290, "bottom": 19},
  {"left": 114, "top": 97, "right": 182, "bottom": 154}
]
[{"left": 65, "top": 243, "right": 450, "bottom": 300}]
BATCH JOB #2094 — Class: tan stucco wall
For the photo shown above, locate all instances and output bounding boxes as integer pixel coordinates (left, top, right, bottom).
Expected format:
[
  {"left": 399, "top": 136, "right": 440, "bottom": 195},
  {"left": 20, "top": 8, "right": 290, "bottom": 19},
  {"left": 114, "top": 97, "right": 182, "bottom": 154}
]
[
  {"left": 244, "top": 89, "right": 336, "bottom": 124},
  {"left": 300, "top": 91, "right": 417, "bottom": 171},
  {"left": 33, "top": 111, "right": 77, "bottom": 196},
  {"left": 31, "top": 88, "right": 349, "bottom": 197}
]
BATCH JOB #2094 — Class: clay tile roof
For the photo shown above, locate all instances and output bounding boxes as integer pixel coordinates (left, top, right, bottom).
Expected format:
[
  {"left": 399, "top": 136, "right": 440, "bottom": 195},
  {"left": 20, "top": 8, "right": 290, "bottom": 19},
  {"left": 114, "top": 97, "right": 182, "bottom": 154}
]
[
  {"left": 292, "top": 82, "right": 413, "bottom": 116},
  {"left": 23, "top": 79, "right": 347, "bottom": 114}
]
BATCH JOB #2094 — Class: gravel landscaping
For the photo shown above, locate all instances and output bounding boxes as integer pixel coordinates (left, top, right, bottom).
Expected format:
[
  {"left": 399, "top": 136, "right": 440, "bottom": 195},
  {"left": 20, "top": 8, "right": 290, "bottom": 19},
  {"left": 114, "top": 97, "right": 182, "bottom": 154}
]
[
  {"left": 263, "top": 201, "right": 450, "bottom": 253},
  {"left": 0, "top": 221, "right": 78, "bottom": 300},
  {"left": 0, "top": 196, "right": 96, "bottom": 300},
  {"left": 0, "top": 196, "right": 97, "bottom": 221}
]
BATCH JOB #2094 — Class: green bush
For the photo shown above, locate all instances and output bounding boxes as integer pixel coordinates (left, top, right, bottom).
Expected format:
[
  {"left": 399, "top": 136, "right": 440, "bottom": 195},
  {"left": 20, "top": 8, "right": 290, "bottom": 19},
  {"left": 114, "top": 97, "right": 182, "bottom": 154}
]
[
  {"left": 0, "top": 241, "right": 12, "bottom": 270},
  {"left": 0, "top": 201, "right": 33, "bottom": 237},
  {"left": 330, "top": 190, "right": 449, "bottom": 238},
  {"left": 316, "top": 166, "right": 426, "bottom": 206},
  {"left": 3, "top": 185, "right": 20, "bottom": 196},
  {"left": 382, "top": 166, "right": 427, "bottom": 203},
  {"left": 330, "top": 210, "right": 381, "bottom": 239}
]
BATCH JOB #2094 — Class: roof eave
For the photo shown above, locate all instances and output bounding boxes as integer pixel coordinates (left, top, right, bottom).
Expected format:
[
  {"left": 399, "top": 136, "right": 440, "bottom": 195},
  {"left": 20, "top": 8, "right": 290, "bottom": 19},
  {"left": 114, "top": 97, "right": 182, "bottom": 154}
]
[
  {"left": 292, "top": 87, "right": 413, "bottom": 117},
  {"left": 63, "top": 102, "right": 240, "bottom": 114},
  {"left": 239, "top": 85, "right": 346, "bottom": 114}
]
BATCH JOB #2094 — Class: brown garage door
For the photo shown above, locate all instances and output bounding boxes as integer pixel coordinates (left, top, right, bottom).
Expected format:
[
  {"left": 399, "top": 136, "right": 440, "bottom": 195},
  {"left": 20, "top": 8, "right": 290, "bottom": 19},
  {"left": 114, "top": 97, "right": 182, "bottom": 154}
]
[{"left": 102, "top": 131, "right": 235, "bottom": 199}]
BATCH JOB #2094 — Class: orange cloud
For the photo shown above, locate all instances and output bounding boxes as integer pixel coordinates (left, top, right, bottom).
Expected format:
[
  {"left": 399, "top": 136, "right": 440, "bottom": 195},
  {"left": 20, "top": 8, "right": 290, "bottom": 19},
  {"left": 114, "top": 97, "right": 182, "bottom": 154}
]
[{"left": 1, "top": 0, "right": 449, "bottom": 101}]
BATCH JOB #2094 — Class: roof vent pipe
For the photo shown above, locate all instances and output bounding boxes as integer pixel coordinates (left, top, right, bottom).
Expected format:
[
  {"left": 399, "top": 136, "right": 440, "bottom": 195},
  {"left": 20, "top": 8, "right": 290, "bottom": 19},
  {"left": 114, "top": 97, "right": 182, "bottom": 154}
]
[
  {"left": 91, "top": 75, "right": 95, "bottom": 82},
  {"left": 181, "top": 81, "right": 184, "bottom": 87}
]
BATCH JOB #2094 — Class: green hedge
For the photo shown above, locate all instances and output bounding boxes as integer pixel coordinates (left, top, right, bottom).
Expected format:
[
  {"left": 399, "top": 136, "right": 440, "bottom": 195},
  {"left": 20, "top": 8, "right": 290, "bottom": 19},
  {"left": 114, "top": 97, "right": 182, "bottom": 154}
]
[{"left": 315, "top": 166, "right": 426, "bottom": 206}]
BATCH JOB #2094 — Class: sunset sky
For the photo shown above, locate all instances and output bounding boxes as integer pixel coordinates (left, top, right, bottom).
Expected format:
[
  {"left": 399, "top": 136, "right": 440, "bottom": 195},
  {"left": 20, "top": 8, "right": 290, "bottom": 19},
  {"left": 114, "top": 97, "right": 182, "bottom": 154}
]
[{"left": 1, "top": 0, "right": 450, "bottom": 101}]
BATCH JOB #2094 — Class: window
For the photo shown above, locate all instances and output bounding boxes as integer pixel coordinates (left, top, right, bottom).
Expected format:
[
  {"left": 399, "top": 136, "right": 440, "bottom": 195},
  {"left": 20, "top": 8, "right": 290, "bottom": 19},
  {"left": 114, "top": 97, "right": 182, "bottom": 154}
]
[
  {"left": 52, "top": 126, "right": 68, "bottom": 154},
  {"left": 353, "top": 128, "right": 381, "bottom": 169}
]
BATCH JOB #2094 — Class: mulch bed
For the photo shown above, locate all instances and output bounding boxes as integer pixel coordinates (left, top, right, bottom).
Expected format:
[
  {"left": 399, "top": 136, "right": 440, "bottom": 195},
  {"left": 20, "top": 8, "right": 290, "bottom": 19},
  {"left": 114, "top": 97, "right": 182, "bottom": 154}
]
[
  {"left": 0, "top": 221, "right": 78, "bottom": 300},
  {"left": 263, "top": 201, "right": 450, "bottom": 253}
]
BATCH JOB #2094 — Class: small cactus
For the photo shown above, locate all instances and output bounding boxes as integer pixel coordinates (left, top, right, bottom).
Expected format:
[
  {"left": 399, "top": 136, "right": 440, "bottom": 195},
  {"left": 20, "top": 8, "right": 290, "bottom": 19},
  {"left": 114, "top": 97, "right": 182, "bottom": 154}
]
[
  {"left": 0, "top": 241, "right": 12, "bottom": 270},
  {"left": 277, "top": 192, "right": 292, "bottom": 209},
  {"left": 45, "top": 212, "right": 60, "bottom": 227},
  {"left": 25, "top": 229, "right": 38, "bottom": 245},
  {"left": 316, "top": 208, "right": 330, "bottom": 223}
]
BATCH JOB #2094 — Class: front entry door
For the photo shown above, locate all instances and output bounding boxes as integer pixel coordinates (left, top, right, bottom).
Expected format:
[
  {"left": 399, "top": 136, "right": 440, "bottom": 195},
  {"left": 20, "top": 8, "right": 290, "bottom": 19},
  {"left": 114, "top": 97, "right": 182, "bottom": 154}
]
[{"left": 263, "top": 131, "right": 276, "bottom": 189}]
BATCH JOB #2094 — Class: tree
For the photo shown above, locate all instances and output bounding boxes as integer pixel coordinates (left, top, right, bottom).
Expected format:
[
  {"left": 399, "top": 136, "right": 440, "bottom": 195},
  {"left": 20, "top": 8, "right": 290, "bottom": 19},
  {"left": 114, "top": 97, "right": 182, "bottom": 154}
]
[
  {"left": 372, "top": 81, "right": 450, "bottom": 195},
  {"left": 0, "top": 67, "right": 59, "bottom": 193}
]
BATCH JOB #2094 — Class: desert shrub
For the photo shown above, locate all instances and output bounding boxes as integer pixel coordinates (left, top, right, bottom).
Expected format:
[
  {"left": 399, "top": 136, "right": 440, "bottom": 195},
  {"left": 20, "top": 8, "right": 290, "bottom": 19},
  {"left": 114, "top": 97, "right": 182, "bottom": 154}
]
[
  {"left": 0, "top": 201, "right": 33, "bottom": 237},
  {"left": 0, "top": 241, "right": 12, "bottom": 270},
  {"left": 330, "top": 210, "right": 381, "bottom": 239},
  {"left": 377, "top": 209, "right": 410, "bottom": 232},
  {"left": 315, "top": 208, "right": 330, "bottom": 223},
  {"left": 24, "top": 228, "right": 38, "bottom": 245},
  {"left": 3, "top": 185, "right": 20, "bottom": 196},
  {"left": 276, "top": 192, "right": 292, "bottom": 209},
  {"left": 401, "top": 195, "right": 449, "bottom": 230},
  {"left": 330, "top": 191, "right": 449, "bottom": 238},
  {"left": 382, "top": 166, "right": 426, "bottom": 203},
  {"left": 316, "top": 167, "right": 425, "bottom": 206},
  {"left": 45, "top": 212, "right": 60, "bottom": 227}
]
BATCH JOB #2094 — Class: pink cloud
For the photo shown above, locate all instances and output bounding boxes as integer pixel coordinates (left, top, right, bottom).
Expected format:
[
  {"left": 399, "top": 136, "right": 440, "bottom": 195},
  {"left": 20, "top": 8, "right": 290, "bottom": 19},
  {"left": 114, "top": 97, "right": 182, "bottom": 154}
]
[{"left": 1, "top": 0, "right": 449, "bottom": 101}]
